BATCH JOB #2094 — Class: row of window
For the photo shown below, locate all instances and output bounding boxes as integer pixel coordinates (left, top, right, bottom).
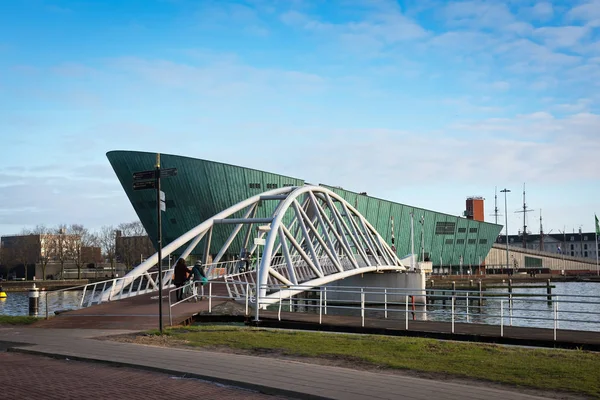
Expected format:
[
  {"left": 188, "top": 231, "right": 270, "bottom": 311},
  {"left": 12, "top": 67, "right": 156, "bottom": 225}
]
[
  {"left": 445, "top": 239, "right": 488, "bottom": 245},
  {"left": 249, "top": 183, "right": 295, "bottom": 189}
]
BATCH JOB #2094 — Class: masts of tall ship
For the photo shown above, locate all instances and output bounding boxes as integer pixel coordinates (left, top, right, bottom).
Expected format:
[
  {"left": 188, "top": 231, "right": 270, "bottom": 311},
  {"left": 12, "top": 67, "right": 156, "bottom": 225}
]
[{"left": 515, "top": 183, "right": 534, "bottom": 249}]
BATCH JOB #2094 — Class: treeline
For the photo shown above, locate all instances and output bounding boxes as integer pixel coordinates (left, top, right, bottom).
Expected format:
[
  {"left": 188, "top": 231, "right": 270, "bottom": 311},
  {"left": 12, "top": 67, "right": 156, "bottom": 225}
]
[{"left": 0, "top": 221, "right": 152, "bottom": 280}]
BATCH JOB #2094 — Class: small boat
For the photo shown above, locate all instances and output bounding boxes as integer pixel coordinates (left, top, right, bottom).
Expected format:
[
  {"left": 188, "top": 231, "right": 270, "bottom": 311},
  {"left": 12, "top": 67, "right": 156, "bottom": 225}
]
[{"left": 0, "top": 287, "right": 6, "bottom": 298}]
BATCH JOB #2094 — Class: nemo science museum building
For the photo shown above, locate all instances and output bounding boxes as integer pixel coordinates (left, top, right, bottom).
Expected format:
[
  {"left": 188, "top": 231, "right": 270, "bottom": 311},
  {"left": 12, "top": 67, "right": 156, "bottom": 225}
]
[{"left": 107, "top": 150, "right": 502, "bottom": 273}]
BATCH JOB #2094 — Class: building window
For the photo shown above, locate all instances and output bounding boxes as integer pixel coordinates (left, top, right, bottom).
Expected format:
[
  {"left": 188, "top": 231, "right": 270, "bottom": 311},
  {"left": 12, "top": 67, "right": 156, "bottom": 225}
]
[
  {"left": 571, "top": 251, "right": 574, "bottom": 256},
  {"left": 584, "top": 244, "right": 588, "bottom": 250},
  {"left": 584, "top": 236, "right": 588, "bottom": 241},
  {"left": 458, "top": 228, "right": 466, "bottom": 233},
  {"left": 468, "top": 239, "right": 476, "bottom": 244},
  {"left": 266, "top": 183, "right": 278, "bottom": 189},
  {"left": 249, "top": 183, "right": 261, "bottom": 189},
  {"left": 445, "top": 239, "right": 453, "bottom": 244},
  {"left": 479, "top": 239, "right": 488, "bottom": 244},
  {"left": 570, "top": 236, "right": 574, "bottom": 241},
  {"left": 435, "top": 222, "right": 456, "bottom": 235},
  {"left": 585, "top": 251, "right": 588, "bottom": 257},
  {"left": 469, "top": 228, "right": 478, "bottom": 233},
  {"left": 283, "top": 183, "right": 294, "bottom": 187},
  {"left": 571, "top": 244, "right": 574, "bottom": 250},
  {"left": 456, "top": 239, "right": 465, "bottom": 244},
  {"left": 510, "top": 238, "right": 514, "bottom": 243}
]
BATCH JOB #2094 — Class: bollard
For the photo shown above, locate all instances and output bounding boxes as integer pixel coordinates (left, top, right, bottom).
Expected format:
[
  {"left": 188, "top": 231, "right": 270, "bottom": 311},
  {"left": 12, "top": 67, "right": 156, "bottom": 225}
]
[
  {"left": 478, "top": 280, "right": 483, "bottom": 307},
  {"left": 547, "top": 279, "right": 552, "bottom": 305},
  {"left": 29, "top": 284, "right": 40, "bottom": 315}
]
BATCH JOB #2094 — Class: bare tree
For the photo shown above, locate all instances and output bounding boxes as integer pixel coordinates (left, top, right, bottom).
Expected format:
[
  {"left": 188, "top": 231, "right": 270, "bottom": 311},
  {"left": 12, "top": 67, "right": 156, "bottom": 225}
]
[
  {"left": 31, "top": 225, "right": 51, "bottom": 280},
  {"left": 47, "top": 224, "right": 72, "bottom": 280},
  {"left": 116, "top": 221, "right": 155, "bottom": 270},
  {"left": 67, "top": 224, "right": 87, "bottom": 280},
  {"left": 99, "top": 225, "right": 116, "bottom": 275}
]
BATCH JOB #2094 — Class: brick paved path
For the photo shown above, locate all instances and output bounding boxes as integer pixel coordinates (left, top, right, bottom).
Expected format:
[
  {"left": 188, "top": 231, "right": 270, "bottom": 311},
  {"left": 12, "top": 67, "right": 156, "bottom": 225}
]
[{"left": 0, "top": 352, "right": 290, "bottom": 400}]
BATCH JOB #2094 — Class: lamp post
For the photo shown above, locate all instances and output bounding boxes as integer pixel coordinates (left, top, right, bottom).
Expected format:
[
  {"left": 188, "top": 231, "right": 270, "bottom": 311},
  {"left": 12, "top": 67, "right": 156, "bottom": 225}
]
[
  {"left": 500, "top": 188, "right": 511, "bottom": 275},
  {"left": 254, "top": 225, "right": 272, "bottom": 322}
]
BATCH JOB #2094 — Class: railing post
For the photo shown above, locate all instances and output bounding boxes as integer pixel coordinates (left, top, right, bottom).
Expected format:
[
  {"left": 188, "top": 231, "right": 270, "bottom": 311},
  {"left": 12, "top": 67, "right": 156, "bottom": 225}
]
[
  {"left": 451, "top": 295, "right": 455, "bottom": 333},
  {"left": 500, "top": 300, "right": 504, "bottom": 337},
  {"left": 466, "top": 291, "right": 469, "bottom": 323},
  {"left": 361, "top": 288, "right": 365, "bottom": 327},
  {"left": 384, "top": 288, "right": 388, "bottom": 319},
  {"left": 278, "top": 289, "right": 282, "bottom": 321},
  {"left": 319, "top": 287, "right": 323, "bottom": 324},
  {"left": 405, "top": 294, "right": 409, "bottom": 330},
  {"left": 553, "top": 299, "right": 558, "bottom": 341},
  {"left": 45, "top": 291, "right": 49, "bottom": 319},
  {"left": 208, "top": 282, "right": 212, "bottom": 313},
  {"left": 255, "top": 283, "right": 260, "bottom": 322},
  {"left": 80, "top": 285, "right": 87, "bottom": 307},
  {"left": 324, "top": 286, "right": 327, "bottom": 315},
  {"left": 168, "top": 290, "right": 172, "bottom": 326},
  {"left": 245, "top": 283, "right": 249, "bottom": 316}
]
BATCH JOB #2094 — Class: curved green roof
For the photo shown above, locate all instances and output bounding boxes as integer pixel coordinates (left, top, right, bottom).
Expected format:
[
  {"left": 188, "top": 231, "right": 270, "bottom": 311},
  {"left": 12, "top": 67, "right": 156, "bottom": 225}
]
[{"left": 107, "top": 150, "right": 502, "bottom": 266}]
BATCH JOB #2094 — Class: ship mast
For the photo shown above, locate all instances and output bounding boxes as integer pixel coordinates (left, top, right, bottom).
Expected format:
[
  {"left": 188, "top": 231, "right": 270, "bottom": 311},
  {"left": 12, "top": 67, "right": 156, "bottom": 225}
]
[{"left": 515, "top": 183, "right": 534, "bottom": 249}]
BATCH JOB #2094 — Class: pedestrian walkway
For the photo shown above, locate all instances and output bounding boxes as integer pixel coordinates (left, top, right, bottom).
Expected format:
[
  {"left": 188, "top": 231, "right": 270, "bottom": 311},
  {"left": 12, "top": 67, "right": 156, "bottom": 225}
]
[
  {"left": 1, "top": 352, "right": 289, "bottom": 400},
  {"left": 0, "top": 327, "right": 558, "bottom": 400}
]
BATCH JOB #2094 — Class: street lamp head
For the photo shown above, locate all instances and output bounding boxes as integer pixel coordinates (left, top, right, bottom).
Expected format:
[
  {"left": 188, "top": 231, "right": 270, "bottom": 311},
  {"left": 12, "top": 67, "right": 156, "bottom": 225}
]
[{"left": 500, "top": 188, "right": 511, "bottom": 193}]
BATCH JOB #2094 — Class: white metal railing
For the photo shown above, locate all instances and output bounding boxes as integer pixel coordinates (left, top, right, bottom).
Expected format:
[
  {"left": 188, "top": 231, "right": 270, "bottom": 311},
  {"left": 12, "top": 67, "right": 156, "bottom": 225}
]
[
  {"left": 243, "top": 284, "right": 600, "bottom": 339},
  {"left": 167, "top": 279, "right": 252, "bottom": 326},
  {"left": 43, "top": 268, "right": 175, "bottom": 317}
]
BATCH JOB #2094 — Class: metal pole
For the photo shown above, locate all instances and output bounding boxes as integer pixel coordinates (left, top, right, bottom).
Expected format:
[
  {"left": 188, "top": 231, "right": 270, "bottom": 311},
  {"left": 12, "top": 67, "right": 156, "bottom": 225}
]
[
  {"left": 451, "top": 295, "right": 455, "bottom": 333},
  {"left": 254, "top": 245, "right": 260, "bottom": 322},
  {"left": 384, "top": 288, "right": 388, "bottom": 319},
  {"left": 500, "top": 300, "right": 504, "bottom": 337},
  {"left": 405, "top": 294, "right": 409, "bottom": 329},
  {"left": 245, "top": 283, "right": 249, "bottom": 316},
  {"left": 410, "top": 212, "right": 415, "bottom": 270},
  {"left": 156, "top": 154, "right": 164, "bottom": 334},
  {"left": 501, "top": 189, "right": 511, "bottom": 275},
  {"left": 324, "top": 286, "right": 327, "bottom": 315},
  {"left": 361, "top": 288, "right": 365, "bottom": 327}
]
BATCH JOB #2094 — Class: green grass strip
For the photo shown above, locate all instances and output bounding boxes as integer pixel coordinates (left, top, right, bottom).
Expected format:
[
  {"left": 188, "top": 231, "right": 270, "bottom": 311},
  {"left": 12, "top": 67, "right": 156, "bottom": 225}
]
[
  {"left": 159, "top": 325, "right": 600, "bottom": 397},
  {"left": 0, "top": 316, "right": 39, "bottom": 325}
]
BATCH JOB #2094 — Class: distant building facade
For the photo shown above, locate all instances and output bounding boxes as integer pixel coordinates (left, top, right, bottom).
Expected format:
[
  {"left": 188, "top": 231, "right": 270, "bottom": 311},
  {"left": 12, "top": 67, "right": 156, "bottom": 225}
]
[
  {"left": 115, "top": 230, "right": 156, "bottom": 268},
  {"left": 497, "top": 232, "right": 600, "bottom": 260}
]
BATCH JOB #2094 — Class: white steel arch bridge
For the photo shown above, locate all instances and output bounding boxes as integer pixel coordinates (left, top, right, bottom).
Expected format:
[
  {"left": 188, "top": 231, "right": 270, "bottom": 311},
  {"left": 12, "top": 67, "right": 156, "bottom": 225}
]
[{"left": 99, "top": 185, "right": 406, "bottom": 308}]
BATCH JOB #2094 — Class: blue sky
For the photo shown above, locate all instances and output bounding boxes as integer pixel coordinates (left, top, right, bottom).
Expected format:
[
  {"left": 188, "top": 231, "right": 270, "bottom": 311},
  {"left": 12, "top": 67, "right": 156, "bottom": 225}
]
[{"left": 1, "top": 0, "right": 599, "bottom": 237}]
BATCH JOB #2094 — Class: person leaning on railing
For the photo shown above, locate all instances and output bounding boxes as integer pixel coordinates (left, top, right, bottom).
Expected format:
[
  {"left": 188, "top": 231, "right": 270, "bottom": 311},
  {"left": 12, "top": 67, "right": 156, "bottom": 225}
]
[
  {"left": 191, "top": 261, "right": 208, "bottom": 300},
  {"left": 173, "top": 258, "right": 190, "bottom": 302}
]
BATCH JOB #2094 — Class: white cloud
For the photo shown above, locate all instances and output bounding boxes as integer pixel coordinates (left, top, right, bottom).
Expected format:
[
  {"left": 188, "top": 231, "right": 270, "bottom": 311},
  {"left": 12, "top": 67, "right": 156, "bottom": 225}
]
[
  {"left": 273, "top": 111, "right": 600, "bottom": 194},
  {"left": 567, "top": 0, "right": 600, "bottom": 22},
  {"left": 519, "top": 2, "right": 554, "bottom": 21},
  {"left": 533, "top": 26, "right": 589, "bottom": 49},
  {"left": 280, "top": 4, "right": 429, "bottom": 57}
]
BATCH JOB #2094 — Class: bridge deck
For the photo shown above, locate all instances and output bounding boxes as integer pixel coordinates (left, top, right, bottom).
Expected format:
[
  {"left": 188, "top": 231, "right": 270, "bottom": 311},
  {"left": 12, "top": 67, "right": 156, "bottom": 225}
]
[{"left": 34, "top": 284, "right": 231, "bottom": 330}]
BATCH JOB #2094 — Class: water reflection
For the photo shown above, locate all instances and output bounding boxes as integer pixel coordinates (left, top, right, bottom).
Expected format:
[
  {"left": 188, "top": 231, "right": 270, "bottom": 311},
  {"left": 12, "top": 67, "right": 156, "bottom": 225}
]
[{"left": 0, "top": 291, "right": 83, "bottom": 317}]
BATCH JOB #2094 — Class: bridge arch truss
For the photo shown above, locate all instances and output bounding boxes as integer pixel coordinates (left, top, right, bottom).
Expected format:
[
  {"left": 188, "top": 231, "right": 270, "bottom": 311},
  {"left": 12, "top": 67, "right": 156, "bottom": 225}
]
[{"left": 124, "top": 185, "right": 406, "bottom": 306}]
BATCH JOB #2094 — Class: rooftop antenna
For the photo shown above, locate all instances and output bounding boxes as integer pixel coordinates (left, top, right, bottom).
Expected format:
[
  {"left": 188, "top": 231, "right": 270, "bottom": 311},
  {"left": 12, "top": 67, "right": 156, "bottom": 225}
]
[
  {"left": 490, "top": 186, "right": 503, "bottom": 225},
  {"left": 515, "top": 183, "right": 533, "bottom": 249}
]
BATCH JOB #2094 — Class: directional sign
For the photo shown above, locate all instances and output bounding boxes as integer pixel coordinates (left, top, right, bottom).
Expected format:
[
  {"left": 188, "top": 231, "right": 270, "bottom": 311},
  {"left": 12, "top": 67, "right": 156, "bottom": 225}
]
[
  {"left": 133, "top": 170, "right": 156, "bottom": 181},
  {"left": 133, "top": 180, "right": 156, "bottom": 191},
  {"left": 133, "top": 168, "right": 177, "bottom": 181},
  {"left": 160, "top": 168, "right": 177, "bottom": 178}
]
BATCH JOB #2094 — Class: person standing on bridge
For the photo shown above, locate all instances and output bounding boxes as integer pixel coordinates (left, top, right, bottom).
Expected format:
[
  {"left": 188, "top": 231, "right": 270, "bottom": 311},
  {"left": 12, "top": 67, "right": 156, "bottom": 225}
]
[{"left": 173, "top": 258, "right": 190, "bottom": 302}]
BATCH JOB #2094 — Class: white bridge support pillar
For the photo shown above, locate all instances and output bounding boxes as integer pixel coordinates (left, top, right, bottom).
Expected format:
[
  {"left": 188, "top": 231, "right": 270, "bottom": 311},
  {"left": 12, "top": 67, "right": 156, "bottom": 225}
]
[{"left": 325, "top": 270, "right": 427, "bottom": 304}]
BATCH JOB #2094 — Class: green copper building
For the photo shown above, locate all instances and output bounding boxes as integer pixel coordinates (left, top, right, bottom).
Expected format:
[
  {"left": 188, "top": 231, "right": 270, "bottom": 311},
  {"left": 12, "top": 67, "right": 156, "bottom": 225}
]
[{"left": 107, "top": 150, "right": 502, "bottom": 269}]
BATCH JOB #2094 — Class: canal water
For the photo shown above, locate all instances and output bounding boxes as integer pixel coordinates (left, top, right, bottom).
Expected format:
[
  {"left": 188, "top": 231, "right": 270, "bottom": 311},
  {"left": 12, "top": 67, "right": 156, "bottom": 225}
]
[
  {"left": 0, "top": 290, "right": 82, "bottom": 318},
  {"left": 2, "top": 282, "right": 599, "bottom": 332}
]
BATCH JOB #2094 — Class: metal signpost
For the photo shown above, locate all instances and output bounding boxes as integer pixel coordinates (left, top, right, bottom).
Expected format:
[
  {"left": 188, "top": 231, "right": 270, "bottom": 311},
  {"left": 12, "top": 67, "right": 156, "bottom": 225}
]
[{"left": 132, "top": 154, "right": 177, "bottom": 334}]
